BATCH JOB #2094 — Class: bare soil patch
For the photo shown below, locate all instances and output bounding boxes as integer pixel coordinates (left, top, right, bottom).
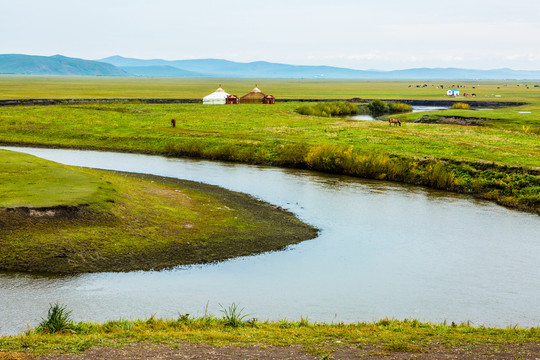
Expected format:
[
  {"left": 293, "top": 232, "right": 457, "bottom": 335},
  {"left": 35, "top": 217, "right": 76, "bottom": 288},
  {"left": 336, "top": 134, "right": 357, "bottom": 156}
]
[
  {"left": 414, "top": 115, "right": 500, "bottom": 126},
  {"left": 18, "top": 341, "right": 538, "bottom": 360}
]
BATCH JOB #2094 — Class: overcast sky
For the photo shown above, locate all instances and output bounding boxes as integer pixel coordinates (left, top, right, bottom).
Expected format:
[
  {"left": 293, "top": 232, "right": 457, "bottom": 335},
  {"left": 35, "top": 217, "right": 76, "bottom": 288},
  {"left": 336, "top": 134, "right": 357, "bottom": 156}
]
[{"left": 1, "top": 0, "right": 539, "bottom": 70}]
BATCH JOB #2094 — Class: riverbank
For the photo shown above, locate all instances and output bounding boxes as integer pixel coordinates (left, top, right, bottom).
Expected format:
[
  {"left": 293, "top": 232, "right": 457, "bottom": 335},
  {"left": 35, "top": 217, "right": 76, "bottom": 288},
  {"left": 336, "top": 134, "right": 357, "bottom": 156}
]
[
  {"left": 0, "top": 313, "right": 538, "bottom": 359},
  {"left": 0, "top": 150, "right": 317, "bottom": 273}
]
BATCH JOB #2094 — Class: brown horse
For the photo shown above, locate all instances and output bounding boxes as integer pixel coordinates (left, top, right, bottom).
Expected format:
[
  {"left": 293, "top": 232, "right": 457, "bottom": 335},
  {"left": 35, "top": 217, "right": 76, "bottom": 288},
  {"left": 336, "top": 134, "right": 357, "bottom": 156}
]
[
  {"left": 388, "top": 117, "right": 401, "bottom": 126},
  {"left": 171, "top": 118, "right": 176, "bottom": 128}
]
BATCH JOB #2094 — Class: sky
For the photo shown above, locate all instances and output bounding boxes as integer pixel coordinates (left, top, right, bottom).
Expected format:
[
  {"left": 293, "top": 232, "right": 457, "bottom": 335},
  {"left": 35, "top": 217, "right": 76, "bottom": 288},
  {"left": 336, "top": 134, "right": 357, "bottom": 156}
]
[{"left": 1, "top": 0, "right": 540, "bottom": 70}]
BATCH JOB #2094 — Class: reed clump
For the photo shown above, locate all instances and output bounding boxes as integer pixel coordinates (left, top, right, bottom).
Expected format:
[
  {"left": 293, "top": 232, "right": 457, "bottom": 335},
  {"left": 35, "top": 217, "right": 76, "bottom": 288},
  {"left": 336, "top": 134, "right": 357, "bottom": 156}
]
[
  {"left": 367, "top": 100, "right": 412, "bottom": 115},
  {"left": 296, "top": 102, "right": 358, "bottom": 117},
  {"left": 388, "top": 102, "right": 413, "bottom": 113}
]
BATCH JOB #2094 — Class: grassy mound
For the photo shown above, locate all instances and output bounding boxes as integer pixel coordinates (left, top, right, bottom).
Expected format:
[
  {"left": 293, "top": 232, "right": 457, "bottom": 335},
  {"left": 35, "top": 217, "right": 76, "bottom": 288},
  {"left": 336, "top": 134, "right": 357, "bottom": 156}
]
[{"left": 0, "top": 150, "right": 317, "bottom": 273}]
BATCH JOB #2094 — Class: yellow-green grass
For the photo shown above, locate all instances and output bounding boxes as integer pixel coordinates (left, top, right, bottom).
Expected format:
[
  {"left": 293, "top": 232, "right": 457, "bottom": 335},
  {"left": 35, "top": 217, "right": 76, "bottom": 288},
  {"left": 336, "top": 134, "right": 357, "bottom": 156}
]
[
  {"left": 0, "top": 150, "right": 316, "bottom": 273},
  {"left": 0, "top": 315, "right": 538, "bottom": 357},
  {"left": 0, "top": 150, "right": 114, "bottom": 208},
  {"left": 1, "top": 76, "right": 540, "bottom": 101}
]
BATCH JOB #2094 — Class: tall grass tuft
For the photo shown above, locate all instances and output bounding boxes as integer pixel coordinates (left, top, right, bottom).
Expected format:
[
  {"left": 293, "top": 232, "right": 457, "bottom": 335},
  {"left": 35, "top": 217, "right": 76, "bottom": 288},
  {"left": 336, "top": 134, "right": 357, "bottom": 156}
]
[
  {"left": 220, "top": 303, "right": 250, "bottom": 328},
  {"left": 425, "top": 162, "right": 456, "bottom": 190},
  {"left": 37, "top": 303, "right": 73, "bottom": 334}
]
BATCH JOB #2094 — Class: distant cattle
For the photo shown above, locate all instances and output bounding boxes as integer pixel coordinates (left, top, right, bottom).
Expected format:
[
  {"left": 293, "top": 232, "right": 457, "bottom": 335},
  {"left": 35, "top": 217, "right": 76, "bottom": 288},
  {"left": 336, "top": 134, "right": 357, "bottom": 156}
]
[{"left": 171, "top": 119, "right": 176, "bottom": 128}]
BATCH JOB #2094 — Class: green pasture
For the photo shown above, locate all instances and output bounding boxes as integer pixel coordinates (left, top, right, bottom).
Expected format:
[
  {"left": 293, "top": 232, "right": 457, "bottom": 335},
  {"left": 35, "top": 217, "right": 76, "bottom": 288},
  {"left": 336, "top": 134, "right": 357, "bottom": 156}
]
[
  {"left": 0, "top": 101, "right": 537, "bottom": 167},
  {"left": 0, "top": 99, "right": 539, "bottom": 212},
  {"left": 1, "top": 76, "right": 540, "bottom": 101}
]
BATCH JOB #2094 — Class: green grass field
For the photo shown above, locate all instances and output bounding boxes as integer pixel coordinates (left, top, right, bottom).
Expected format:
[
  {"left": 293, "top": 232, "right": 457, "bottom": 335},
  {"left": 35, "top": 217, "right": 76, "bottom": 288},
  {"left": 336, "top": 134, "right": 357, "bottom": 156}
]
[
  {"left": 1, "top": 76, "right": 539, "bottom": 101},
  {"left": 0, "top": 150, "right": 316, "bottom": 273}
]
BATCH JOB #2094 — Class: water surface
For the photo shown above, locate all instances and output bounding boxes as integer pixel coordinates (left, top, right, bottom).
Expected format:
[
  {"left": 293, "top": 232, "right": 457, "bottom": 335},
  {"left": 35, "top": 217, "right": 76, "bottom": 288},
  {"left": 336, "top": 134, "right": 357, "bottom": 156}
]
[{"left": 1, "top": 147, "right": 539, "bottom": 335}]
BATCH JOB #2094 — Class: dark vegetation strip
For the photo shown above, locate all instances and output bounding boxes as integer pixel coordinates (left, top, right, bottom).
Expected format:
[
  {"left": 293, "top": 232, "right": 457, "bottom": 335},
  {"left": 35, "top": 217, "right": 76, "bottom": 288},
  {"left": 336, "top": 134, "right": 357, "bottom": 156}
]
[{"left": 0, "top": 98, "right": 526, "bottom": 107}]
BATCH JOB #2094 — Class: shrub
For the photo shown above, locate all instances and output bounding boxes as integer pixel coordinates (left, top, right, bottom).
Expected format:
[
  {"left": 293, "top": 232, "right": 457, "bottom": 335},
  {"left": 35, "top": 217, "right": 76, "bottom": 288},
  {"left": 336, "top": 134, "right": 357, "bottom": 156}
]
[
  {"left": 388, "top": 102, "right": 413, "bottom": 113},
  {"left": 367, "top": 99, "right": 389, "bottom": 115},
  {"left": 451, "top": 102, "right": 470, "bottom": 109}
]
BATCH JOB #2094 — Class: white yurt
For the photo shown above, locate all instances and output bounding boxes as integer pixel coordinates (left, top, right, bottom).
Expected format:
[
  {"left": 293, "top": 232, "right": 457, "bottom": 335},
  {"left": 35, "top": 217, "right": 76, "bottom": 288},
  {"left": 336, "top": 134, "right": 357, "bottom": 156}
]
[{"left": 203, "top": 86, "right": 229, "bottom": 105}]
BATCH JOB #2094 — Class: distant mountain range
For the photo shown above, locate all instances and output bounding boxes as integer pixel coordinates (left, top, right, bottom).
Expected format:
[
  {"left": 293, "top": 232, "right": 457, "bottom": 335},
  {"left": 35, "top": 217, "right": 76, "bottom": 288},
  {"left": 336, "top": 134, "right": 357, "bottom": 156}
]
[
  {"left": 0, "top": 54, "right": 127, "bottom": 76},
  {"left": 2, "top": 54, "right": 540, "bottom": 80}
]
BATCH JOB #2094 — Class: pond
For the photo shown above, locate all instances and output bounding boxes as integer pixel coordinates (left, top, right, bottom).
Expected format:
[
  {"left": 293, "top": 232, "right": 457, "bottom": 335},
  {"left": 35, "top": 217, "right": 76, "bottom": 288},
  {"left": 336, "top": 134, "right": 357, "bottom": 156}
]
[{"left": 1, "top": 147, "right": 539, "bottom": 335}]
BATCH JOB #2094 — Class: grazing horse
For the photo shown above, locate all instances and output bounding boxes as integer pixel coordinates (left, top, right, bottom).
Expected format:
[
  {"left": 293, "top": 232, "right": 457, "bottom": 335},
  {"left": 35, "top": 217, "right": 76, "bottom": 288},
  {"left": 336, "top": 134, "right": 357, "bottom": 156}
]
[
  {"left": 171, "top": 118, "right": 176, "bottom": 128},
  {"left": 388, "top": 117, "right": 401, "bottom": 126}
]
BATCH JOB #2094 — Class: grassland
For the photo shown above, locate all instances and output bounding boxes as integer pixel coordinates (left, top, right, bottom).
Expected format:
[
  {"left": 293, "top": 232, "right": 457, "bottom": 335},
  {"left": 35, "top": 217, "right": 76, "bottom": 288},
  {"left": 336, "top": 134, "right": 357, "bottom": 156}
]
[
  {"left": 0, "top": 309, "right": 538, "bottom": 359},
  {"left": 0, "top": 150, "right": 316, "bottom": 273},
  {"left": 0, "top": 97, "right": 538, "bottom": 212},
  {"left": 1, "top": 75, "right": 539, "bottom": 101}
]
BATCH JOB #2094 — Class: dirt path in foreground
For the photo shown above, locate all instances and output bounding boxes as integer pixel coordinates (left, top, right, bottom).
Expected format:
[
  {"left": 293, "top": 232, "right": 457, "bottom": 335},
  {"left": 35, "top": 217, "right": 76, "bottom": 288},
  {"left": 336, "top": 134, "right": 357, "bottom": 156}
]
[{"left": 3, "top": 341, "right": 530, "bottom": 360}]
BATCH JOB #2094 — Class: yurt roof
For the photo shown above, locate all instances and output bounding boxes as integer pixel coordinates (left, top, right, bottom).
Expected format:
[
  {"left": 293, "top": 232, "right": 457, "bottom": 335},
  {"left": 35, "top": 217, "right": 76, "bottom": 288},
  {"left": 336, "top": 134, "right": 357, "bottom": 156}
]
[
  {"left": 241, "top": 86, "right": 266, "bottom": 99},
  {"left": 203, "top": 87, "right": 230, "bottom": 100}
]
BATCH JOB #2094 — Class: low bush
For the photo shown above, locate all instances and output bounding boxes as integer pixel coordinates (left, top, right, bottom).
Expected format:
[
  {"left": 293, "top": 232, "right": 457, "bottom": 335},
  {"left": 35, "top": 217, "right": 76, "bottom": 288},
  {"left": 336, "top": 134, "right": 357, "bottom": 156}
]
[
  {"left": 451, "top": 102, "right": 470, "bottom": 109},
  {"left": 388, "top": 102, "right": 413, "bottom": 113},
  {"left": 366, "top": 99, "right": 389, "bottom": 115},
  {"left": 367, "top": 100, "right": 412, "bottom": 115}
]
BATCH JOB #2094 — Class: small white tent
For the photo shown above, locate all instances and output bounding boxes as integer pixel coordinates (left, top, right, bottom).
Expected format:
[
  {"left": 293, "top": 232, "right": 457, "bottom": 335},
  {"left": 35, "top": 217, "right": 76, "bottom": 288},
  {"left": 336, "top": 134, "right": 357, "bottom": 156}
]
[
  {"left": 446, "top": 89, "right": 459, "bottom": 96},
  {"left": 203, "top": 87, "right": 229, "bottom": 105}
]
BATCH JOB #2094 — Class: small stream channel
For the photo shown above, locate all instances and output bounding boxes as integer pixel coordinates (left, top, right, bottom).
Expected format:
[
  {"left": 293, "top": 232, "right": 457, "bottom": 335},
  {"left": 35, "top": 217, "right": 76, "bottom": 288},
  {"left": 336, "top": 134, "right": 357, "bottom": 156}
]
[
  {"left": 349, "top": 105, "right": 491, "bottom": 121},
  {"left": 1, "top": 147, "right": 539, "bottom": 335}
]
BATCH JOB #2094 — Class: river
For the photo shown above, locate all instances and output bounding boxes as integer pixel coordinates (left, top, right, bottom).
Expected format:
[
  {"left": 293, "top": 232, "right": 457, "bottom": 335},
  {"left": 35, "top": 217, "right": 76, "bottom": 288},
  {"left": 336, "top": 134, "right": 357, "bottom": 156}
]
[{"left": 1, "top": 147, "right": 539, "bottom": 335}]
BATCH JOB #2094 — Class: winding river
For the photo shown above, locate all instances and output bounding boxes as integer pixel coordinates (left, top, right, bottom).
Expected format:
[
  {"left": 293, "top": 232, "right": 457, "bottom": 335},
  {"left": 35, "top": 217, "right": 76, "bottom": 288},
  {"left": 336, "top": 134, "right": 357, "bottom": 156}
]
[{"left": 1, "top": 147, "right": 539, "bottom": 335}]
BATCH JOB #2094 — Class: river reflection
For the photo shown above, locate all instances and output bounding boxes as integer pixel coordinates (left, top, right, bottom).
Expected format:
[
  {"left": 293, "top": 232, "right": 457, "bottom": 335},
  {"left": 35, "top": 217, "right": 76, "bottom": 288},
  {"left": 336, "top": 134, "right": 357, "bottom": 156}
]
[{"left": 1, "top": 147, "right": 539, "bottom": 335}]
